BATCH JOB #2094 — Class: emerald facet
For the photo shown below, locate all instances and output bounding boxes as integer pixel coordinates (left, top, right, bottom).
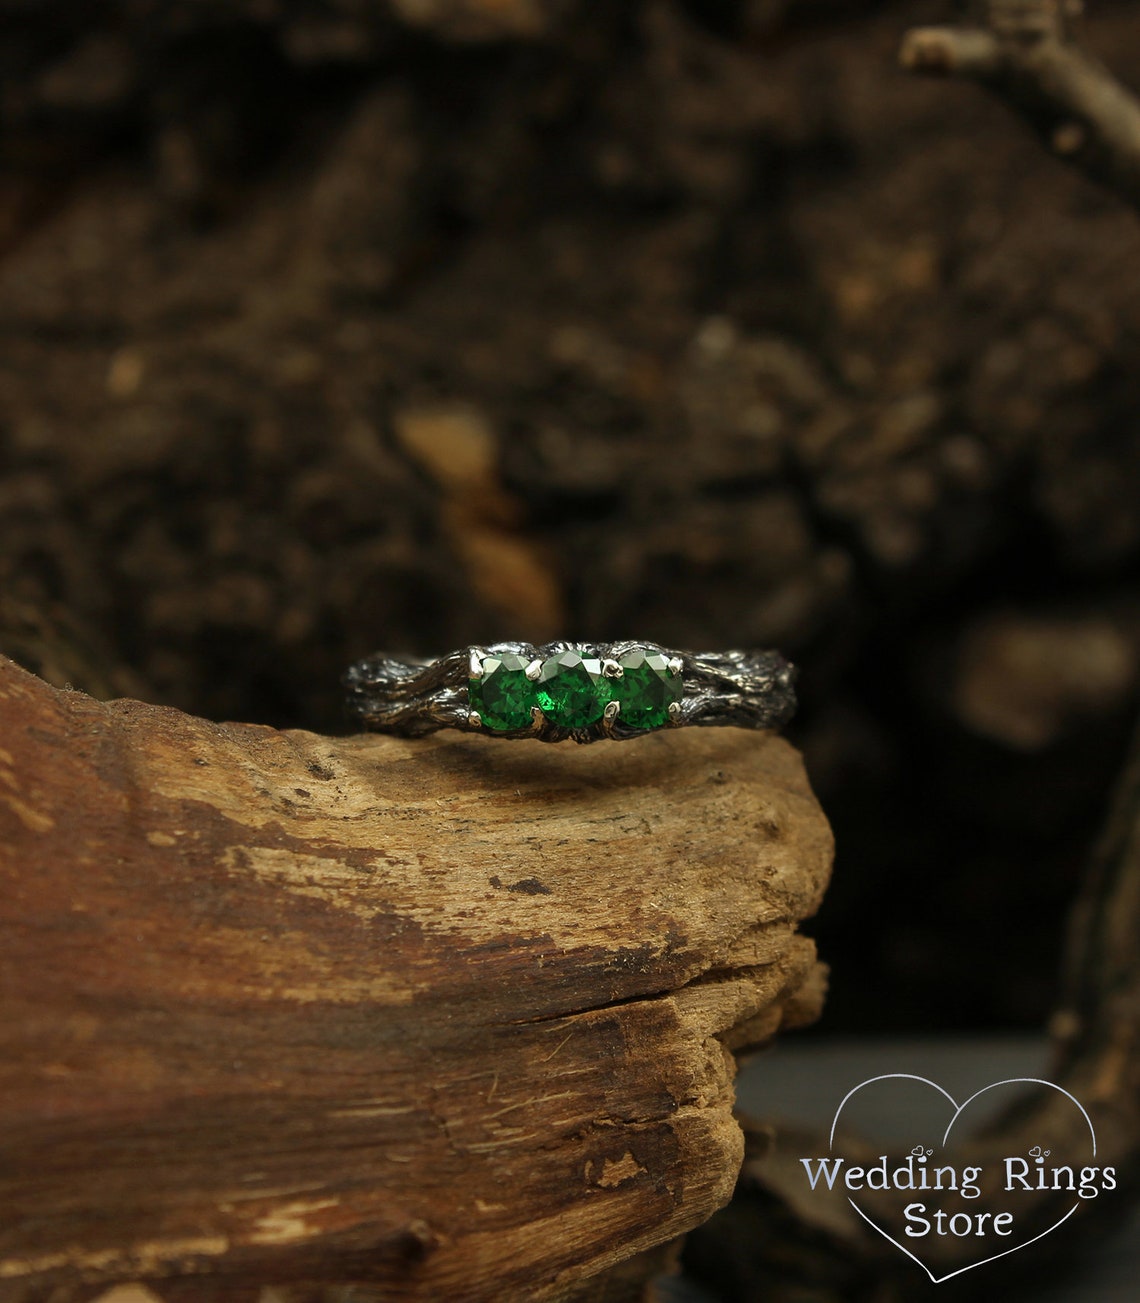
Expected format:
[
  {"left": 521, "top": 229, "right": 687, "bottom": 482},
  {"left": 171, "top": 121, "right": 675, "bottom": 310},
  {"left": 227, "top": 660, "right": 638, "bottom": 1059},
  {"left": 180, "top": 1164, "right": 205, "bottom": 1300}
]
[
  {"left": 536, "top": 650, "right": 608, "bottom": 728},
  {"left": 614, "top": 649, "right": 681, "bottom": 729},
  {"left": 469, "top": 653, "right": 536, "bottom": 731}
]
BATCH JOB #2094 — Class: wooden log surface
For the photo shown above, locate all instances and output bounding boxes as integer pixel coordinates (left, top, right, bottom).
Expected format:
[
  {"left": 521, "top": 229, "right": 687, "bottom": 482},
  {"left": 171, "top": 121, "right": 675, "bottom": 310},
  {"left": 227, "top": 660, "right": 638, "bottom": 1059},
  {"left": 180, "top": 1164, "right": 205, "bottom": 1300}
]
[{"left": 0, "top": 654, "right": 832, "bottom": 1302}]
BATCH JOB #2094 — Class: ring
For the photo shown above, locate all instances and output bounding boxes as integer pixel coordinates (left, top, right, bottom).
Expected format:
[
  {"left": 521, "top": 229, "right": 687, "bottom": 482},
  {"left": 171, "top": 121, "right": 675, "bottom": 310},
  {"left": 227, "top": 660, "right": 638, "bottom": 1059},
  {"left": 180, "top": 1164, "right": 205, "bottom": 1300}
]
[{"left": 343, "top": 641, "right": 796, "bottom": 744}]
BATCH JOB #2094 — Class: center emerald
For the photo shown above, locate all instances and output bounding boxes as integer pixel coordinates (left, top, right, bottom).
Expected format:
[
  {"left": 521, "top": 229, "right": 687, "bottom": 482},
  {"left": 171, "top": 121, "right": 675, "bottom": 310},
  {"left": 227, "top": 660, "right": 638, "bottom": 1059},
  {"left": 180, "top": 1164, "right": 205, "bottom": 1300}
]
[
  {"left": 614, "top": 649, "right": 681, "bottom": 729},
  {"left": 469, "top": 652, "right": 535, "bottom": 731},
  {"left": 536, "top": 650, "right": 607, "bottom": 727}
]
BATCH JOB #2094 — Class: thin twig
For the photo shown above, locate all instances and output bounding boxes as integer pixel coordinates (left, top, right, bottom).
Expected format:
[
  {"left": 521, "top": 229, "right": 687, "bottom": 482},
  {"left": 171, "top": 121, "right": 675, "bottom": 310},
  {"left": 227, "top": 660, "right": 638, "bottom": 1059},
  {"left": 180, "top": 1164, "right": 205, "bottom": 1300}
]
[{"left": 901, "top": 1, "right": 1140, "bottom": 211}]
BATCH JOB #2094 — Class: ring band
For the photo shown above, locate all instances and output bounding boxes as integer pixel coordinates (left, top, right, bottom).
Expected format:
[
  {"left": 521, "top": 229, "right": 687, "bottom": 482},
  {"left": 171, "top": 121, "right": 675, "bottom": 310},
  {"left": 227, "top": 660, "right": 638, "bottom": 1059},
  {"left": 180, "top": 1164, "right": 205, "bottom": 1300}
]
[{"left": 344, "top": 641, "right": 796, "bottom": 744}]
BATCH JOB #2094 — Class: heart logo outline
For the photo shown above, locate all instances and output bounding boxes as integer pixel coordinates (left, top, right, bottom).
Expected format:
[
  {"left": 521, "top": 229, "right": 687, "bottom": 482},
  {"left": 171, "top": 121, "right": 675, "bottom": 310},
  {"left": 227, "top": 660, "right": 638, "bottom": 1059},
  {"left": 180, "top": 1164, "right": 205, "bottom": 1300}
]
[{"left": 828, "top": 1074, "right": 1097, "bottom": 1283}]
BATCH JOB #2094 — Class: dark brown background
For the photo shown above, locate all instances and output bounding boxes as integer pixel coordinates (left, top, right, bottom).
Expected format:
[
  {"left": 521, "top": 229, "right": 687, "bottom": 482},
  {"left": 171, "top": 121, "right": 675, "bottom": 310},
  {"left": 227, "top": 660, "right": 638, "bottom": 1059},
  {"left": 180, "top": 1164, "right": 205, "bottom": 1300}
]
[{"left": 1, "top": 0, "right": 1139, "bottom": 1039}]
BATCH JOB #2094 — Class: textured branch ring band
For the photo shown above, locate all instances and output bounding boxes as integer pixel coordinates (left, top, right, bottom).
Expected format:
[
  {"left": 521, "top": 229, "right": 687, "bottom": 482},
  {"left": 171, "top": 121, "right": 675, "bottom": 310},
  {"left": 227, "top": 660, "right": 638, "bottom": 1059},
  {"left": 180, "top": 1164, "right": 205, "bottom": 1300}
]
[{"left": 344, "top": 642, "right": 796, "bottom": 744}]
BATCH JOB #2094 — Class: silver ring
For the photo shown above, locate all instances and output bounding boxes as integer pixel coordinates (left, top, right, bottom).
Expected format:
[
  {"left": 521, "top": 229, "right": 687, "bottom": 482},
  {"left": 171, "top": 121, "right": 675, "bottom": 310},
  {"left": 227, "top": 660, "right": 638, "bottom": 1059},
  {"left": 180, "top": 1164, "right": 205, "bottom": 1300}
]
[{"left": 343, "top": 641, "right": 796, "bottom": 744}]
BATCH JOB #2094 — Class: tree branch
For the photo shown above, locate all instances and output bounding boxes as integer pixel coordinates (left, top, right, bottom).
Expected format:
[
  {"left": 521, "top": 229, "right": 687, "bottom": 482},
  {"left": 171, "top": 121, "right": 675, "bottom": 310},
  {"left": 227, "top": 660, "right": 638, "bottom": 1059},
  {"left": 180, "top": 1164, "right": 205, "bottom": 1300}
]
[{"left": 901, "top": 1, "right": 1140, "bottom": 211}]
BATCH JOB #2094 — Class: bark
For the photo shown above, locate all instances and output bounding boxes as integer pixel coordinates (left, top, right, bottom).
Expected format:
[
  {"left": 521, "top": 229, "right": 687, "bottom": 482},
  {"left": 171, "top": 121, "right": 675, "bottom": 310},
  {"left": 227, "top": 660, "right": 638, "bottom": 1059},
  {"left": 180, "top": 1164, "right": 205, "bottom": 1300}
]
[{"left": 0, "top": 655, "right": 832, "bottom": 1302}]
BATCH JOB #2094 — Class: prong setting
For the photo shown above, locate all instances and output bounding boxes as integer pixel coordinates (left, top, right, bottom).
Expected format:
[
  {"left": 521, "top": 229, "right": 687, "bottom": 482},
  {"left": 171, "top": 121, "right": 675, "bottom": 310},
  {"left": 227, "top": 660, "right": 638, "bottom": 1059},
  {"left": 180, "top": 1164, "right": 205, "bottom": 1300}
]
[
  {"left": 469, "top": 648, "right": 485, "bottom": 678},
  {"left": 600, "top": 697, "right": 621, "bottom": 736},
  {"left": 525, "top": 658, "right": 543, "bottom": 681},
  {"left": 468, "top": 710, "right": 482, "bottom": 728},
  {"left": 602, "top": 659, "right": 623, "bottom": 678},
  {"left": 667, "top": 656, "right": 683, "bottom": 676},
  {"left": 666, "top": 701, "right": 682, "bottom": 724}
]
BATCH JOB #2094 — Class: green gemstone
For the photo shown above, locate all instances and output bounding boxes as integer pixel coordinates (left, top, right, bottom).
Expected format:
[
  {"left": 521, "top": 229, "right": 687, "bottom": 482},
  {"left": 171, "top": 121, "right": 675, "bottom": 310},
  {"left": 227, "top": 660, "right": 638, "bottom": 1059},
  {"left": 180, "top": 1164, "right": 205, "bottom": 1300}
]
[
  {"left": 614, "top": 649, "right": 681, "bottom": 729},
  {"left": 536, "top": 650, "right": 608, "bottom": 727},
  {"left": 469, "top": 653, "right": 536, "bottom": 731}
]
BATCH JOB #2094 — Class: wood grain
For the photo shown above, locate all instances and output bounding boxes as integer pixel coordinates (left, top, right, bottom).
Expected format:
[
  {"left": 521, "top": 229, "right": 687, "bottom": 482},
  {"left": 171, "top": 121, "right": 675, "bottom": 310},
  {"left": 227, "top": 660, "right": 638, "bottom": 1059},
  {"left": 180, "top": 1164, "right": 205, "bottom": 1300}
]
[{"left": 0, "top": 655, "right": 832, "bottom": 1302}]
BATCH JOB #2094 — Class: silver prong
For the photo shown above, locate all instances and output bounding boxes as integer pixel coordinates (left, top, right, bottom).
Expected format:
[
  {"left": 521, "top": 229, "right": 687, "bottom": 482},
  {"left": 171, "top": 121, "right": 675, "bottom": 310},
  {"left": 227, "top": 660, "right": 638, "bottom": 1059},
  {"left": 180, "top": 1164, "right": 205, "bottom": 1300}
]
[
  {"left": 468, "top": 710, "right": 482, "bottom": 728},
  {"left": 525, "top": 658, "right": 543, "bottom": 680},
  {"left": 667, "top": 656, "right": 683, "bottom": 676},
  {"left": 530, "top": 705, "right": 544, "bottom": 730},
  {"left": 603, "top": 699, "right": 621, "bottom": 721},
  {"left": 602, "top": 658, "right": 622, "bottom": 678},
  {"left": 666, "top": 701, "right": 682, "bottom": 724},
  {"left": 469, "top": 648, "right": 485, "bottom": 678}
]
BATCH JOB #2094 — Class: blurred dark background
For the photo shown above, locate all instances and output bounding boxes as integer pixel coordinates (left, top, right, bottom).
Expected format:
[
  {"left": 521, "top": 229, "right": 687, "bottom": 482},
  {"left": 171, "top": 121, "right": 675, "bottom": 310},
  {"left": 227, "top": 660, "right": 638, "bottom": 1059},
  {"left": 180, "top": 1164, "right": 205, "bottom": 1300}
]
[{"left": 1, "top": 0, "right": 1139, "bottom": 1043}]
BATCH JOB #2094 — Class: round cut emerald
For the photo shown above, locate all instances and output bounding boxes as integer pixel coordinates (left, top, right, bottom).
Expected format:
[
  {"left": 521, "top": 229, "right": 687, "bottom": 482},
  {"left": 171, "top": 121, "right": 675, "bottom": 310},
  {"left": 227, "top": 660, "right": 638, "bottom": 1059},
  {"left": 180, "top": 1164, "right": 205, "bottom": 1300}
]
[
  {"left": 469, "top": 653, "right": 535, "bottom": 731},
  {"left": 615, "top": 649, "right": 680, "bottom": 729},
  {"left": 536, "top": 650, "right": 607, "bottom": 727}
]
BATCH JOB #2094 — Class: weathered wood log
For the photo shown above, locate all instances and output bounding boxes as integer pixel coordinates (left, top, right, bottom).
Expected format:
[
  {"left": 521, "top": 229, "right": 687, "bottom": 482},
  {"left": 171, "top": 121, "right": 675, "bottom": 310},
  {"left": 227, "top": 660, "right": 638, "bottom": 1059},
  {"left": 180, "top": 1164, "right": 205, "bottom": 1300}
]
[{"left": 0, "top": 655, "right": 832, "bottom": 1302}]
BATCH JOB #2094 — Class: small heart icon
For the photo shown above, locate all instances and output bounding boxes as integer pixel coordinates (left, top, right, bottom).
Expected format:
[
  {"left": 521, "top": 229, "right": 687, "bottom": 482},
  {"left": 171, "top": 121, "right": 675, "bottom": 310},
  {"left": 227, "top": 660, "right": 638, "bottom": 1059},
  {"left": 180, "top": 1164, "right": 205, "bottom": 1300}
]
[{"left": 826, "top": 1075, "right": 1098, "bottom": 1283}]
